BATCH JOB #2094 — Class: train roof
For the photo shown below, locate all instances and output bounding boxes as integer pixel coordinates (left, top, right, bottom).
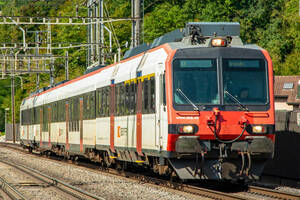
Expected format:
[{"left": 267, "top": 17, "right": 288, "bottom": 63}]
[
  {"left": 22, "top": 22, "right": 264, "bottom": 108},
  {"left": 123, "top": 22, "right": 262, "bottom": 59}
]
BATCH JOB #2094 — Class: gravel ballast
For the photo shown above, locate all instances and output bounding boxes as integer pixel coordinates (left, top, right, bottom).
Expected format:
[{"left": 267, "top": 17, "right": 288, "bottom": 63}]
[{"left": 0, "top": 147, "right": 203, "bottom": 200}]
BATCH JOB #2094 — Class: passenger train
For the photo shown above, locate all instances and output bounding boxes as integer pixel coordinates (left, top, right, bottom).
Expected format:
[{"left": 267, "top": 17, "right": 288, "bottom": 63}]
[{"left": 20, "top": 22, "right": 275, "bottom": 181}]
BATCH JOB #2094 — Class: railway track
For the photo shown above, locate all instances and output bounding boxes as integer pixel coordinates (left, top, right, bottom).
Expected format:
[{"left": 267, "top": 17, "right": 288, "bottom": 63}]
[
  {"left": 1, "top": 142, "right": 300, "bottom": 200},
  {"left": 0, "top": 157, "right": 105, "bottom": 200},
  {"left": 0, "top": 175, "right": 27, "bottom": 200},
  {"left": 247, "top": 185, "right": 300, "bottom": 200}
]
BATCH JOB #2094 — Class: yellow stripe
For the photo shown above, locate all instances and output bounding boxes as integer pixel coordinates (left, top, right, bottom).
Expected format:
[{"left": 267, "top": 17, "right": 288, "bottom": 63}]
[
  {"left": 123, "top": 73, "right": 155, "bottom": 85},
  {"left": 135, "top": 160, "right": 144, "bottom": 163},
  {"left": 109, "top": 156, "right": 117, "bottom": 159}
]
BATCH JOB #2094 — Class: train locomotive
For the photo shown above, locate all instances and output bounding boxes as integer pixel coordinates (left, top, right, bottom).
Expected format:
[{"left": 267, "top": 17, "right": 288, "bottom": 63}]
[{"left": 20, "top": 22, "right": 275, "bottom": 181}]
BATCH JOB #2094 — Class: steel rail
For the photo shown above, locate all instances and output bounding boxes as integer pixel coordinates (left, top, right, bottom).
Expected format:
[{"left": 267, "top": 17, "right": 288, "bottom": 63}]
[
  {"left": 0, "top": 176, "right": 27, "bottom": 200},
  {"left": 3, "top": 143, "right": 300, "bottom": 200},
  {"left": 248, "top": 186, "right": 300, "bottom": 200},
  {"left": 0, "top": 159, "right": 105, "bottom": 200},
  {"left": 107, "top": 170, "right": 248, "bottom": 200},
  {"left": 178, "top": 184, "right": 248, "bottom": 200}
]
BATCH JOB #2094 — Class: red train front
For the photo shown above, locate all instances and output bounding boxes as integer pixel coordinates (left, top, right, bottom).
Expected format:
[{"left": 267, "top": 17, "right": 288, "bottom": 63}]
[{"left": 164, "top": 23, "right": 275, "bottom": 181}]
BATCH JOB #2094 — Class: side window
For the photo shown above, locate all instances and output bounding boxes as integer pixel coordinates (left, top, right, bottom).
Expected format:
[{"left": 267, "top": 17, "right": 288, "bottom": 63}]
[
  {"left": 84, "top": 94, "right": 89, "bottom": 120},
  {"left": 69, "top": 100, "right": 72, "bottom": 131},
  {"left": 125, "top": 83, "right": 130, "bottom": 115},
  {"left": 21, "top": 110, "right": 24, "bottom": 125},
  {"left": 129, "top": 81, "right": 136, "bottom": 114},
  {"left": 106, "top": 87, "right": 111, "bottom": 117},
  {"left": 43, "top": 105, "right": 48, "bottom": 131},
  {"left": 97, "top": 89, "right": 103, "bottom": 117},
  {"left": 120, "top": 83, "right": 125, "bottom": 116},
  {"left": 102, "top": 88, "right": 107, "bottom": 117},
  {"left": 34, "top": 107, "right": 39, "bottom": 124},
  {"left": 87, "top": 94, "right": 90, "bottom": 111},
  {"left": 150, "top": 77, "right": 156, "bottom": 113},
  {"left": 31, "top": 108, "right": 34, "bottom": 124},
  {"left": 90, "top": 92, "right": 95, "bottom": 119},
  {"left": 143, "top": 78, "right": 149, "bottom": 114},
  {"left": 115, "top": 85, "right": 120, "bottom": 116}
]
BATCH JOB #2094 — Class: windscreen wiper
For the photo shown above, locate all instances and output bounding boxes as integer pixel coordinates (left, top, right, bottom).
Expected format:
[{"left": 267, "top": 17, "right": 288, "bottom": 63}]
[
  {"left": 176, "top": 88, "right": 200, "bottom": 111},
  {"left": 224, "top": 90, "right": 249, "bottom": 112}
]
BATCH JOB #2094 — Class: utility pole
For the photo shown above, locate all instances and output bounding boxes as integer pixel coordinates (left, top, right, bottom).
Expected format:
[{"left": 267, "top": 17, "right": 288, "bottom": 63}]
[
  {"left": 65, "top": 51, "right": 69, "bottom": 81},
  {"left": 5, "top": 108, "right": 9, "bottom": 135},
  {"left": 11, "top": 74, "right": 15, "bottom": 143},
  {"left": 131, "top": 0, "right": 141, "bottom": 47},
  {"left": 100, "top": 0, "right": 104, "bottom": 65}
]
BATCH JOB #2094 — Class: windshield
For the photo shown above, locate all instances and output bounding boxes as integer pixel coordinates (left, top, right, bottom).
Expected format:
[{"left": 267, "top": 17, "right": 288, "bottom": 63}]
[
  {"left": 173, "top": 59, "right": 219, "bottom": 105},
  {"left": 223, "top": 59, "right": 268, "bottom": 105}
]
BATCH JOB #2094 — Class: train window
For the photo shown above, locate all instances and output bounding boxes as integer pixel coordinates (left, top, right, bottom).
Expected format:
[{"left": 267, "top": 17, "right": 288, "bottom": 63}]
[
  {"left": 77, "top": 97, "right": 80, "bottom": 121},
  {"left": 110, "top": 86, "right": 115, "bottom": 116},
  {"left": 106, "top": 87, "right": 111, "bottom": 117},
  {"left": 97, "top": 89, "right": 103, "bottom": 117},
  {"left": 115, "top": 85, "right": 120, "bottom": 116},
  {"left": 125, "top": 83, "right": 130, "bottom": 115},
  {"left": 82, "top": 94, "right": 88, "bottom": 120},
  {"left": 223, "top": 59, "right": 268, "bottom": 105},
  {"left": 34, "top": 107, "right": 39, "bottom": 124},
  {"left": 57, "top": 102, "right": 61, "bottom": 122},
  {"left": 129, "top": 81, "right": 136, "bottom": 114},
  {"left": 143, "top": 78, "right": 149, "bottom": 114},
  {"left": 120, "top": 83, "right": 125, "bottom": 116},
  {"left": 40, "top": 108, "right": 43, "bottom": 125},
  {"left": 21, "top": 110, "right": 24, "bottom": 125},
  {"left": 54, "top": 103, "right": 57, "bottom": 123},
  {"left": 150, "top": 77, "right": 155, "bottom": 113},
  {"left": 22, "top": 110, "right": 25, "bottom": 125},
  {"left": 59, "top": 101, "right": 64, "bottom": 122},
  {"left": 173, "top": 59, "right": 219, "bottom": 106},
  {"left": 61, "top": 101, "right": 65, "bottom": 122},
  {"left": 90, "top": 92, "right": 95, "bottom": 119},
  {"left": 43, "top": 105, "right": 48, "bottom": 132},
  {"left": 103, "top": 88, "right": 107, "bottom": 117},
  {"left": 69, "top": 100, "right": 72, "bottom": 123},
  {"left": 31, "top": 108, "right": 34, "bottom": 124},
  {"left": 86, "top": 94, "right": 90, "bottom": 118},
  {"left": 102, "top": 88, "right": 107, "bottom": 117}
]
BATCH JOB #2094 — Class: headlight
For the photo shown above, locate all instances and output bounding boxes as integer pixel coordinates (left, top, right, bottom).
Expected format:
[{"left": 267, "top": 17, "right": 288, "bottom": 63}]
[
  {"left": 168, "top": 124, "right": 198, "bottom": 134},
  {"left": 182, "top": 125, "right": 194, "bottom": 133},
  {"left": 178, "top": 125, "right": 196, "bottom": 134},
  {"left": 252, "top": 125, "right": 266, "bottom": 134},
  {"left": 211, "top": 38, "right": 227, "bottom": 47}
]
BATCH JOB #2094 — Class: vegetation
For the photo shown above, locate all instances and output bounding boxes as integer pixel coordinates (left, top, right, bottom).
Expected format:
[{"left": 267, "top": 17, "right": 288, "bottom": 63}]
[{"left": 0, "top": 0, "right": 299, "bottom": 131}]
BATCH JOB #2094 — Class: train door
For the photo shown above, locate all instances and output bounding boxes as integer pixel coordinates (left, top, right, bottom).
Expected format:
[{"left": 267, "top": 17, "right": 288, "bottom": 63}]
[
  {"left": 79, "top": 98, "right": 83, "bottom": 152},
  {"left": 40, "top": 108, "right": 43, "bottom": 147},
  {"left": 136, "top": 78, "right": 143, "bottom": 155},
  {"left": 48, "top": 106, "right": 51, "bottom": 148},
  {"left": 110, "top": 83, "right": 115, "bottom": 153},
  {"left": 139, "top": 75, "right": 157, "bottom": 152},
  {"left": 156, "top": 63, "right": 167, "bottom": 150},
  {"left": 65, "top": 101, "right": 69, "bottom": 150}
]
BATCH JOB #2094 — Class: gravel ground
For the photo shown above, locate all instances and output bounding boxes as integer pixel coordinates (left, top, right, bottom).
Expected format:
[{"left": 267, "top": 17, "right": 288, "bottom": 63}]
[
  {"left": 0, "top": 147, "right": 205, "bottom": 200},
  {"left": 275, "top": 186, "right": 300, "bottom": 195},
  {"left": 0, "top": 157, "right": 67, "bottom": 199}
]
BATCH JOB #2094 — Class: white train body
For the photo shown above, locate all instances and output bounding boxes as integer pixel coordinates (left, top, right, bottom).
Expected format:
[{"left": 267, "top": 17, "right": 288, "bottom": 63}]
[{"left": 20, "top": 45, "right": 169, "bottom": 157}]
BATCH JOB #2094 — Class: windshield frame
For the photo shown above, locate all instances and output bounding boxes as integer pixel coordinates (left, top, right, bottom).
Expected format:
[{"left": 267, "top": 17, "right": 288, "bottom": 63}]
[
  {"left": 222, "top": 58, "right": 269, "bottom": 106},
  {"left": 172, "top": 57, "right": 270, "bottom": 111},
  {"left": 172, "top": 58, "right": 220, "bottom": 111}
]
